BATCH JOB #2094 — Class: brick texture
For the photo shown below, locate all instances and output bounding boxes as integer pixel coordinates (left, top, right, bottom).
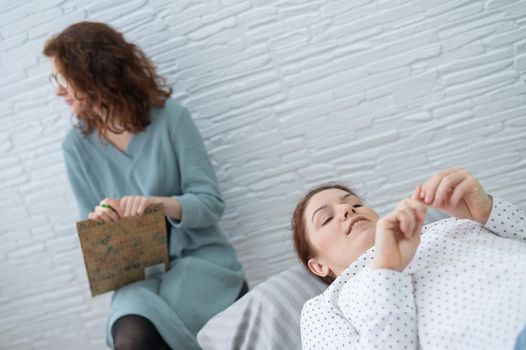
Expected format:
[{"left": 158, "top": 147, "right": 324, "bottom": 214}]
[{"left": 0, "top": 0, "right": 525, "bottom": 348}]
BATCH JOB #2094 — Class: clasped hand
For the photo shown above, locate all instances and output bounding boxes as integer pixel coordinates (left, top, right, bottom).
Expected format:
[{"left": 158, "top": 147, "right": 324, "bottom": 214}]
[
  {"left": 373, "top": 168, "right": 493, "bottom": 271},
  {"left": 88, "top": 196, "right": 161, "bottom": 222}
]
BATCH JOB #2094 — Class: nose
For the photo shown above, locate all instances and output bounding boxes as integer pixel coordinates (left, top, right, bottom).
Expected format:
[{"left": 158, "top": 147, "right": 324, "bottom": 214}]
[
  {"left": 55, "top": 85, "right": 66, "bottom": 96},
  {"left": 341, "top": 204, "right": 356, "bottom": 219}
]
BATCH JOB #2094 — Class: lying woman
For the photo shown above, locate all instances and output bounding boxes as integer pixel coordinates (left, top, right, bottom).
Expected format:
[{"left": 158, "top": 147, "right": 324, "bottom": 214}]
[{"left": 292, "top": 168, "right": 526, "bottom": 349}]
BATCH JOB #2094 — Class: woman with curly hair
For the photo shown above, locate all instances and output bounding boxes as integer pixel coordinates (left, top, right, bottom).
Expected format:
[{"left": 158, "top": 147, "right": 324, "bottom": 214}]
[{"left": 44, "top": 22, "right": 246, "bottom": 350}]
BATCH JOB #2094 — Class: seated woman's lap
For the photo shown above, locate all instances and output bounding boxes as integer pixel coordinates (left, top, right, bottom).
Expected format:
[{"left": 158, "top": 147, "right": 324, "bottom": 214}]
[
  {"left": 108, "top": 253, "right": 243, "bottom": 349},
  {"left": 159, "top": 255, "right": 243, "bottom": 335}
]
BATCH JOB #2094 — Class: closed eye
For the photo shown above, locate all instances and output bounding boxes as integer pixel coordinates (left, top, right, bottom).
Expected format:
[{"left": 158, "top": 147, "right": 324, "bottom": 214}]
[
  {"left": 321, "top": 216, "right": 333, "bottom": 226},
  {"left": 353, "top": 204, "right": 362, "bottom": 208}
]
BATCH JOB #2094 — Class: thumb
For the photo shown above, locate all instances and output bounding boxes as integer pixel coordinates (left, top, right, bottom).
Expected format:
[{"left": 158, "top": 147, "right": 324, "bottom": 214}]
[{"left": 412, "top": 184, "right": 423, "bottom": 201}]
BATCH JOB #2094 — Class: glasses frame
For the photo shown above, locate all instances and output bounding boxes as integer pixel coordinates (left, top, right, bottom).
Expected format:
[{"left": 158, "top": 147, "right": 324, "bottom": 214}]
[{"left": 49, "top": 72, "right": 68, "bottom": 90}]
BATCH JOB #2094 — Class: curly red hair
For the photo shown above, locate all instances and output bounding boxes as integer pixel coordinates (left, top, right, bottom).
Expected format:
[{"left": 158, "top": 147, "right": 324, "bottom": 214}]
[{"left": 43, "top": 21, "right": 172, "bottom": 136}]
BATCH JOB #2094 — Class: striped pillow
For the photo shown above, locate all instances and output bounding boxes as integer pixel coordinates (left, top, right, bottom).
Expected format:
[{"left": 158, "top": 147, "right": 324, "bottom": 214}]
[{"left": 197, "top": 264, "right": 327, "bottom": 350}]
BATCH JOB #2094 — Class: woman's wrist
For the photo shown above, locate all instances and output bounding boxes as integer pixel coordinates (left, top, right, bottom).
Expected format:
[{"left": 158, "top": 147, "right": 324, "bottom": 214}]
[
  {"left": 372, "top": 256, "right": 403, "bottom": 272},
  {"left": 473, "top": 194, "right": 493, "bottom": 225},
  {"left": 149, "top": 196, "right": 182, "bottom": 220}
]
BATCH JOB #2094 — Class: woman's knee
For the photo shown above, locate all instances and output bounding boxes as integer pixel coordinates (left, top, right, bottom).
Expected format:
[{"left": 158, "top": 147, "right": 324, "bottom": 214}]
[{"left": 112, "top": 315, "right": 168, "bottom": 350}]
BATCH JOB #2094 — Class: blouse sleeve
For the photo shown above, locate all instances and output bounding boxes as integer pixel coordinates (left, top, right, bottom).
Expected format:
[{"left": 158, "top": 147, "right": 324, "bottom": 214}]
[
  {"left": 338, "top": 269, "right": 418, "bottom": 349},
  {"left": 301, "top": 296, "right": 360, "bottom": 349},
  {"left": 484, "top": 197, "right": 526, "bottom": 242},
  {"left": 166, "top": 107, "right": 225, "bottom": 228}
]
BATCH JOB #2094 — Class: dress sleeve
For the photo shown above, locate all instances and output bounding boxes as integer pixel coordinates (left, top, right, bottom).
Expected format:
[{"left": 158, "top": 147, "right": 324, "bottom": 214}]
[
  {"left": 484, "top": 197, "right": 526, "bottom": 242},
  {"left": 338, "top": 269, "right": 418, "bottom": 349},
  {"left": 62, "top": 143, "right": 99, "bottom": 220},
  {"left": 166, "top": 107, "right": 225, "bottom": 228}
]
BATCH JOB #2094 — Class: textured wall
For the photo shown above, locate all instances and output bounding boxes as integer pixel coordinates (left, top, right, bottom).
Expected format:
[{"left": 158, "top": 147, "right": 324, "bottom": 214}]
[{"left": 1, "top": 0, "right": 525, "bottom": 348}]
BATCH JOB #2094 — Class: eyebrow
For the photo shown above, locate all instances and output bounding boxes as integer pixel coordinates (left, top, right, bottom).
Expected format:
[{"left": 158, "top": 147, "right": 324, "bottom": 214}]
[{"left": 311, "top": 193, "right": 354, "bottom": 223}]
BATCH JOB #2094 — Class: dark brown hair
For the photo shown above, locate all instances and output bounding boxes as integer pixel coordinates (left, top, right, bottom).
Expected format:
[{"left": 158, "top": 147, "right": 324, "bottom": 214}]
[
  {"left": 292, "top": 183, "right": 359, "bottom": 285},
  {"left": 43, "top": 21, "right": 172, "bottom": 136}
]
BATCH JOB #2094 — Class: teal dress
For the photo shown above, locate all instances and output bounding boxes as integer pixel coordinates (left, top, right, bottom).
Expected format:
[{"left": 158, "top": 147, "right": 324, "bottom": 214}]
[{"left": 62, "top": 99, "right": 244, "bottom": 349}]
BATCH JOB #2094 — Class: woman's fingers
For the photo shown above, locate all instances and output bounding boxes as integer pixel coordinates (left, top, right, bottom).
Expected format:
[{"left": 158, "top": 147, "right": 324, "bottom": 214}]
[
  {"left": 411, "top": 199, "right": 428, "bottom": 223},
  {"left": 137, "top": 199, "right": 150, "bottom": 216},
  {"left": 130, "top": 197, "right": 142, "bottom": 217},
  {"left": 417, "top": 167, "right": 493, "bottom": 222},
  {"left": 396, "top": 198, "right": 428, "bottom": 238},
  {"left": 92, "top": 196, "right": 154, "bottom": 222},
  {"left": 121, "top": 196, "right": 133, "bottom": 217},
  {"left": 94, "top": 205, "right": 120, "bottom": 222},
  {"left": 120, "top": 196, "right": 149, "bottom": 217},
  {"left": 412, "top": 184, "right": 422, "bottom": 201},
  {"left": 420, "top": 168, "right": 460, "bottom": 204},
  {"left": 101, "top": 198, "right": 123, "bottom": 217},
  {"left": 375, "top": 198, "right": 426, "bottom": 271},
  {"left": 433, "top": 171, "right": 466, "bottom": 207},
  {"left": 396, "top": 205, "right": 415, "bottom": 238},
  {"left": 449, "top": 177, "right": 473, "bottom": 209},
  {"left": 88, "top": 212, "right": 101, "bottom": 221},
  {"left": 421, "top": 172, "right": 444, "bottom": 204},
  {"left": 420, "top": 168, "right": 470, "bottom": 207}
]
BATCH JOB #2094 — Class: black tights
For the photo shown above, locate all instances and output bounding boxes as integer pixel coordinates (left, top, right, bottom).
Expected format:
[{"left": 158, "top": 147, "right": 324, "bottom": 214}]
[{"left": 112, "top": 315, "right": 170, "bottom": 350}]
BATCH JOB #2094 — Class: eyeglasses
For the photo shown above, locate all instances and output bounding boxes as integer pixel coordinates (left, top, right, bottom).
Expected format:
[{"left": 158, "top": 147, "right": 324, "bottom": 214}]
[{"left": 49, "top": 72, "right": 68, "bottom": 90}]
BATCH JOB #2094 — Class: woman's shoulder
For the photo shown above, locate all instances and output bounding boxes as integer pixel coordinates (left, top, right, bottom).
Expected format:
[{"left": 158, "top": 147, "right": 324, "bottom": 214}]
[
  {"left": 302, "top": 279, "right": 341, "bottom": 316},
  {"left": 62, "top": 125, "right": 85, "bottom": 152},
  {"left": 302, "top": 294, "right": 325, "bottom": 317},
  {"left": 153, "top": 99, "right": 191, "bottom": 126},
  {"left": 301, "top": 285, "right": 346, "bottom": 326}
]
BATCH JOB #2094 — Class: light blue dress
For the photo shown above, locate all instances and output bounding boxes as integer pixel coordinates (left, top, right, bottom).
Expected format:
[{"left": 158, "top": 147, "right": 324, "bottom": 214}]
[{"left": 62, "top": 99, "right": 245, "bottom": 349}]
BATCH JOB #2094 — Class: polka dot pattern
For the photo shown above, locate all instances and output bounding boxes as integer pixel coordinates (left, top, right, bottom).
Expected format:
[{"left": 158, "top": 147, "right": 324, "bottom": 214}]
[{"left": 301, "top": 197, "right": 526, "bottom": 349}]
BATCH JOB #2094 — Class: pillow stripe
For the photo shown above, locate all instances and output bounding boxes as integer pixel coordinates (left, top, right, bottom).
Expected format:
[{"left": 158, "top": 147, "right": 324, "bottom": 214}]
[{"left": 197, "top": 264, "right": 327, "bottom": 350}]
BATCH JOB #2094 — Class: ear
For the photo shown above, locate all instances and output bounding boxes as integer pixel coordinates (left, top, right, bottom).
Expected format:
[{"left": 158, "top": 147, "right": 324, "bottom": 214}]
[{"left": 307, "top": 257, "right": 330, "bottom": 278}]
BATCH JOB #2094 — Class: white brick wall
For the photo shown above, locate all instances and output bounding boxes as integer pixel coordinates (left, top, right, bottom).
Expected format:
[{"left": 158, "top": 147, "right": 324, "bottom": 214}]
[{"left": 1, "top": 0, "right": 525, "bottom": 348}]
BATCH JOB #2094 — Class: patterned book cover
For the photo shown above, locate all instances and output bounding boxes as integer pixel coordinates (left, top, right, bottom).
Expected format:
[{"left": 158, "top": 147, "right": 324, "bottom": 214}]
[{"left": 76, "top": 203, "right": 169, "bottom": 297}]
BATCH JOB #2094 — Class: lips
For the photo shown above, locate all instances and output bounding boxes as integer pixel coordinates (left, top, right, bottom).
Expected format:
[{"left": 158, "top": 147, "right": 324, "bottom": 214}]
[
  {"left": 347, "top": 216, "right": 369, "bottom": 235},
  {"left": 65, "top": 99, "right": 74, "bottom": 105}
]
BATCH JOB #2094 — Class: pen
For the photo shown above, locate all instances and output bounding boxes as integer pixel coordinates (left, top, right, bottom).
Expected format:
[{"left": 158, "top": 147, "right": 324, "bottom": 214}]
[{"left": 101, "top": 203, "right": 118, "bottom": 213}]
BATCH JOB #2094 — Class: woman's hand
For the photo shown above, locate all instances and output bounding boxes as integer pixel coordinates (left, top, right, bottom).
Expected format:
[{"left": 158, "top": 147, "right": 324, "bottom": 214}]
[
  {"left": 88, "top": 195, "right": 179, "bottom": 222},
  {"left": 417, "top": 168, "right": 492, "bottom": 224},
  {"left": 88, "top": 198, "right": 122, "bottom": 223},
  {"left": 373, "top": 194, "right": 428, "bottom": 272},
  {"left": 119, "top": 196, "right": 161, "bottom": 218}
]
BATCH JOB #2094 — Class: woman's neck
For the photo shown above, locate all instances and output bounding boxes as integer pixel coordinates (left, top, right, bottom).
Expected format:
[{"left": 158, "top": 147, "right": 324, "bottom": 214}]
[
  {"left": 104, "top": 129, "right": 132, "bottom": 153},
  {"left": 96, "top": 108, "right": 132, "bottom": 152}
]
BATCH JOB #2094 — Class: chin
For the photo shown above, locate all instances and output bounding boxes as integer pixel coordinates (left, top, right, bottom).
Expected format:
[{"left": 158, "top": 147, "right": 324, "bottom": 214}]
[
  {"left": 69, "top": 106, "right": 81, "bottom": 115},
  {"left": 352, "top": 226, "right": 376, "bottom": 246},
  {"left": 353, "top": 223, "right": 376, "bottom": 238}
]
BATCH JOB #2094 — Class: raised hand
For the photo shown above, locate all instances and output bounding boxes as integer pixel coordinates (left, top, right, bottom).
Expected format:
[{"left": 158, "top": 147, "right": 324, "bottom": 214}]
[
  {"left": 417, "top": 168, "right": 492, "bottom": 224},
  {"left": 373, "top": 193, "right": 428, "bottom": 272}
]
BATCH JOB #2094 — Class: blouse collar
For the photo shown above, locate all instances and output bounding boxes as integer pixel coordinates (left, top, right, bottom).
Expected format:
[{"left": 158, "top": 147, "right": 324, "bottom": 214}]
[{"left": 322, "top": 247, "right": 375, "bottom": 304}]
